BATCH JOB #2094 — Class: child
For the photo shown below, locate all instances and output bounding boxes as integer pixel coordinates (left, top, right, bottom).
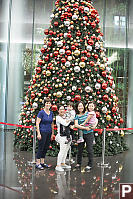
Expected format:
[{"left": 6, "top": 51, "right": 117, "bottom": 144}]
[
  {"left": 65, "top": 102, "right": 75, "bottom": 144},
  {"left": 77, "top": 101, "right": 96, "bottom": 143}
]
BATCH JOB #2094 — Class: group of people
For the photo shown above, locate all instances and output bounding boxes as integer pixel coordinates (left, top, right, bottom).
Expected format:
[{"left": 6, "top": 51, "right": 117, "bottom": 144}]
[{"left": 35, "top": 97, "right": 98, "bottom": 171}]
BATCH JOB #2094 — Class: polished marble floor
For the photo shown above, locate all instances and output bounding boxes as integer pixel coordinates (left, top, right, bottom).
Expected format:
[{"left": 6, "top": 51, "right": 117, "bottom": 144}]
[{"left": 0, "top": 130, "right": 133, "bottom": 199}]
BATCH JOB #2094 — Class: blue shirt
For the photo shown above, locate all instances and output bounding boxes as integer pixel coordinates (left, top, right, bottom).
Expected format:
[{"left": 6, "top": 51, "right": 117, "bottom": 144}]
[
  {"left": 37, "top": 110, "right": 53, "bottom": 133},
  {"left": 74, "top": 112, "right": 93, "bottom": 134}
]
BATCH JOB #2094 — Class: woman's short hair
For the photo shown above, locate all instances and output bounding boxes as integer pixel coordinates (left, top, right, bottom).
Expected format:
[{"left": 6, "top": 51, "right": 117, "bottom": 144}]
[
  {"left": 44, "top": 97, "right": 51, "bottom": 106},
  {"left": 75, "top": 101, "right": 85, "bottom": 114}
]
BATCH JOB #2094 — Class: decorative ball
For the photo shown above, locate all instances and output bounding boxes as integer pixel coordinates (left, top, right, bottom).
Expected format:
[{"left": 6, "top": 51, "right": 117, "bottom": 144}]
[
  {"left": 51, "top": 105, "right": 58, "bottom": 111},
  {"left": 79, "top": 62, "right": 85, "bottom": 68},
  {"left": 95, "top": 83, "right": 101, "bottom": 89},
  {"left": 120, "top": 118, "right": 124, "bottom": 124},
  {"left": 57, "top": 41, "right": 63, "bottom": 47},
  {"left": 65, "top": 61, "right": 71, "bottom": 67},
  {"left": 75, "top": 95, "right": 81, "bottom": 101},
  {"left": 31, "top": 93, "right": 35, "bottom": 99},
  {"left": 74, "top": 66, "right": 80, "bottom": 72},
  {"left": 85, "top": 86, "right": 92, "bottom": 93},
  {"left": 72, "top": 86, "right": 77, "bottom": 91},
  {"left": 112, "top": 107, "right": 117, "bottom": 113},
  {"left": 64, "top": 21, "right": 70, "bottom": 26},
  {"left": 67, "top": 56, "right": 72, "bottom": 61},
  {"left": 67, "top": 96, "right": 71, "bottom": 100},
  {"left": 56, "top": 91, "right": 62, "bottom": 98},
  {"left": 87, "top": 45, "right": 92, "bottom": 51},
  {"left": 102, "top": 106, "right": 107, "bottom": 113},
  {"left": 72, "top": 14, "right": 78, "bottom": 20},
  {"left": 46, "top": 70, "right": 51, "bottom": 76},
  {"left": 103, "top": 94, "right": 109, "bottom": 101},
  {"left": 59, "top": 49, "right": 65, "bottom": 54},
  {"left": 32, "top": 102, "right": 38, "bottom": 109},
  {"left": 106, "top": 115, "right": 111, "bottom": 121},
  {"left": 84, "top": 7, "right": 89, "bottom": 12},
  {"left": 74, "top": 50, "right": 80, "bottom": 56},
  {"left": 106, "top": 87, "right": 110, "bottom": 93},
  {"left": 102, "top": 83, "right": 107, "bottom": 89}
]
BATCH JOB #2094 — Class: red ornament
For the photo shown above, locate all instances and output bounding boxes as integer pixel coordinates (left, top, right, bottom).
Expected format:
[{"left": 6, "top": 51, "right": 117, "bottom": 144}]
[
  {"left": 38, "top": 60, "right": 43, "bottom": 66},
  {"left": 54, "top": 21, "right": 59, "bottom": 26},
  {"left": 44, "top": 56, "right": 49, "bottom": 61},
  {"left": 87, "top": 52, "right": 91, "bottom": 57},
  {"left": 36, "top": 67, "right": 41, "bottom": 73},
  {"left": 31, "top": 93, "right": 35, "bottom": 99},
  {"left": 120, "top": 118, "right": 124, "bottom": 124},
  {"left": 41, "top": 47, "right": 46, "bottom": 53},
  {"left": 102, "top": 83, "right": 107, "bottom": 89},
  {"left": 96, "top": 111, "right": 100, "bottom": 118},
  {"left": 103, "top": 95, "right": 109, "bottom": 101},
  {"left": 88, "top": 39, "right": 94, "bottom": 45},
  {"left": 90, "top": 61, "right": 95, "bottom": 67},
  {"left": 61, "top": 58, "right": 66, "bottom": 63},
  {"left": 54, "top": 51, "right": 59, "bottom": 56},
  {"left": 94, "top": 54, "right": 98, "bottom": 59},
  {"left": 43, "top": 87, "right": 49, "bottom": 94},
  {"left": 91, "top": 21, "right": 96, "bottom": 28},
  {"left": 71, "top": 45, "right": 76, "bottom": 50},
  {"left": 51, "top": 105, "right": 58, "bottom": 111},
  {"left": 66, "top": 50, "right": 71, "bottom": 55},
  {"left": 75, "top": 95, "right": 81, "bottom": 101},
  {"left": 112, "top": 107, "right": 116, "bottom": 113},
  {"left": 44, "top": 29, "right": 49, "bottom": 35},
  {"left": 81, "top": 56, "right": 86, "bottom": 62},
  {"left": 102, "top": 71, "right": 106, "bottom": 77}
]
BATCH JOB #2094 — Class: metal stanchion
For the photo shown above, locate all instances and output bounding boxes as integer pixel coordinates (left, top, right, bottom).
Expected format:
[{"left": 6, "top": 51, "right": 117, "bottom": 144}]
[
  {"left": 31, "top": 126, "right": 36, "bottom": 164},
  {"left": 97, "top": 128, "right": 109, "bottom": 167},
  {"left": 68, "top": 145, "right": 71, "bottom": 166}
]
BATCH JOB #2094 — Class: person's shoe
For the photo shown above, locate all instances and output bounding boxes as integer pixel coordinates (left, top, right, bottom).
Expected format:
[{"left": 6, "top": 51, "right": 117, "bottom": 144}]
[
  {"left": 61, "top": 164, "right": 71, "bottom": 169},
  {"left": 75, "top": 164, "right": 81, "bottom": 169},
  {"left": 41, "top": 163, "right": 51, "bottom": 168},
  {"left": 55, "top": 166, "right": 64, "bottom": 172},
  {"left": 35, "top": 164, "right": 44, "bottom": 170},
  {"left": 65, "top": 138, "right": 71, "bottom": 144},
  {"left": 77, "top": 138, "right": 84, "bottom": 143},
  {"left": 85, "top": 165, "right": 92, "bottom": 170}
]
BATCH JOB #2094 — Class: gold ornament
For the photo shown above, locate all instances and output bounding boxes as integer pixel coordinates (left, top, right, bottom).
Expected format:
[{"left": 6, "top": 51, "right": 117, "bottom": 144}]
[
  {"left": 55, "top": 84, "right": 58, "bottom": 88},
  {"left": 99, "top": 64, "right": 105, "bottom": 70},
  {"left": 74, "top": 50, "right": 80, "bottom": 56},
  {"left": 62, "top": 66, "right": 66, "bottom": 70},
  {"left": 56, "top": 91, "right": 62, "bottom": 98},
  {"left": 39, "top": 99, "right": 43, "bottom": 102},
  {"left": 106, "top": 115, "right": 111, "bottom": 121},
  {"left": 48, "top": 94, "right": 51, "bottom": 97},
  {"left": 53, "top": 93, "right": 56, "bottom": 96},
  {"left": 59, "top": 83, "right": 62, "bottom": 87},
  {"left": 64, "top": 82, "right": 67, "bottom": 86},
  {"left": 46, "top": 70, "right": 51, "bottom": 76},
  {"left": 79, "top": 62, "right": 85, "bottom": 68},
  {"left": 26, "top": 102, "right": 29, "bottom": 106},
  {"left": 56, "top": 79, "right": 60, "bottom": 82}
]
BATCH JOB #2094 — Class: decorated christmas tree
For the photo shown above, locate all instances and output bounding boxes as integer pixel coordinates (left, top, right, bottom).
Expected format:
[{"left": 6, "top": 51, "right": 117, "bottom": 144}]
[{"left": 14, "top": 0, "right": 127, "bottom": 156}]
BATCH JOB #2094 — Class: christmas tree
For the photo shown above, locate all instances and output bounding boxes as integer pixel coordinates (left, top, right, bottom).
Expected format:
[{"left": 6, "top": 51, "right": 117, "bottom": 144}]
[{"left": 14, "top": 0, "right": 127, "bottom": 156}]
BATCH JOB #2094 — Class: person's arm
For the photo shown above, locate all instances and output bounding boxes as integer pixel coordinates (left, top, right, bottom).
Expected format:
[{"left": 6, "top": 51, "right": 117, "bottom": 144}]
[
  {"left": 81, "top": 114, "right": 93, "bottom": 126},
  {"left": 74, "top": 120, "right": 91, "bottom": 131},
  {"left": 51, "top": 122, "right": 55, "bottom": 140},
  {"left": 36, "top": 117, "right": 42, "bottom": 140},
  {"left": 57, "top": 116, "right": 70, "bottom": 127}
]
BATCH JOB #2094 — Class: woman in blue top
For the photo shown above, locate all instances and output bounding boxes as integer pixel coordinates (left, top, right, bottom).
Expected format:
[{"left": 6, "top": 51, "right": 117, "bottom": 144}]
[
  {"left": 74, "top": 101, "right": 98, "bottom": 170},
  {"left": 36, "top": 98, "right": 54, "bottom": 169}
]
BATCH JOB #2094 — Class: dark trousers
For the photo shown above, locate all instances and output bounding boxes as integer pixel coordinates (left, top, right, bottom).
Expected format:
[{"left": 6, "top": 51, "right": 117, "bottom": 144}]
[
  {"left": 77, "top": 132, "right": 94, "bottom": 167},
  {"left": 36, "top": 132, "right": 51, "bottom": 159}
]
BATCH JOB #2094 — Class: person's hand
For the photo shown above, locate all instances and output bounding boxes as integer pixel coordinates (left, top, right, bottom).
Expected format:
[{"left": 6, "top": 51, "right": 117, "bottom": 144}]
[
  {"left": 70, "top": 125, "right": 74, "bottom": 129},
  {"left": 86, "top": 127, "right": 91, "bottom": 131},
  {"left": 37, "top": 134, "right": 41, "bottom": 140},
  {"left": 80, "top": 122, "right": 85, "bottom": 126},
  {"left": 51, "top": 134, "right": 55, "bottom": 141}
]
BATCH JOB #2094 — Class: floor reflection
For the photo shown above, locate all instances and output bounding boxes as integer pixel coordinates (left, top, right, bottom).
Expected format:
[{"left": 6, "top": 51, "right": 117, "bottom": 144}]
[{"left": 1, "top": 132, "right": 133, "bottom": 199}]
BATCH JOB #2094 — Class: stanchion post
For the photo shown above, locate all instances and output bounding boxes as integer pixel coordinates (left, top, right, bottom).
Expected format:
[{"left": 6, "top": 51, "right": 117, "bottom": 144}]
[
  {"left": 68, "top": 145, "right": 71, "bottom": 166},
  {"left": 32, "top": 126, "right": 36, "bottom": 164},
  {"left": 97, "top": 128, "right": 109, "bottom": 167}
]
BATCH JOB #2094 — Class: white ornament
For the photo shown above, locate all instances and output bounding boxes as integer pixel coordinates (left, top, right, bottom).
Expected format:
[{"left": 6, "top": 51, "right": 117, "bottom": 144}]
[
  {"left": 64, "top": 33, "right": 68, "bottom": 38},
  {"left": 59, "top": 49, "right": 65, "bottom": 55},
  {"left": 72, "top": 86, "right": 77, "bottom": 91},
  {"left": 72, "top": 15, "right": 78, "bottom": 20},
  {"left": 57, "top": 41, "right": 63, "bottom": 47},
  {"left": 95, "top": 83, "right": 101, "bottom": 89},
  {"left": 65, "top": 61, "right": 71, "bottom": 67},
  {"left": 95, "top": 133, "right": 98, "bottom": 136},
  {"left": 74, "top": 66, "right": 80, "bottom": 72},
  {"left": 32, "top": 102, "right": 38, "bottom": 109},
  {"left": 102, "top": 106, "right": 107, "bottom": 113},
  {"left": 67, "top": 56, "right": 72, "bottom": 61},
  {"left": 32, "top": 119, "right": 35, "bottom": 123},
  {"left": 112, "top": 83, "right": 115, "bottom": 89},
  {"left": 50, "top": 14, "right": 54, "bottom": 19},
  {"left": 85, "top": 86, "right": 92, "bottom": 93},
  {"left": 84, "top": 7, "right": 89, "bottom": 12},
  {"left": 87, "top": 45, "right": 92, "bottom": 51},
  {"left": 67, "top": 96, "right": 71, "bottom": 100},
  {"left": 106, "top": 87, "right": 111, "bottom": 93},
  {"left": 64, "top": 21, "right": 70, "bottom": 26}
]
